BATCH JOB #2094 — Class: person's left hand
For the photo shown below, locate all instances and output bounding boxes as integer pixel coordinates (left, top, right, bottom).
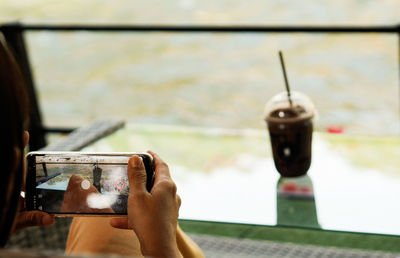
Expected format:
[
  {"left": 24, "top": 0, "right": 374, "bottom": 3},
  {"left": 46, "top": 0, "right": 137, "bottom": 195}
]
[
  {"left": 11, "top": 195, "right": 54, "bottom": 234},
  {"left": 10, "top": 130, "right": 54, "bottom": 235}
]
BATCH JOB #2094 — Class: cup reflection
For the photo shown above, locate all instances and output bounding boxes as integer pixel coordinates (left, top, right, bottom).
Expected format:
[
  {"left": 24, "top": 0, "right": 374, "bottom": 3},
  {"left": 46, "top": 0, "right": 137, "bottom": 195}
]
[{"left": 276, "top": 175, "right": 320, "bottom": 228}]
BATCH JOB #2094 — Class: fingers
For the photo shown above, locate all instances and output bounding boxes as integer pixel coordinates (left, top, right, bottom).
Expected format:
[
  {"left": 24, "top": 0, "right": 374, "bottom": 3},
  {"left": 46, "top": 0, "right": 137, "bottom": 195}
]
[
  {"left": 128, "top": 155, "right": 147, "bottom": 194},
  {"left": 110, "top": 217, "right": 131, "bottom": 229},
  {"left": 146, "top": 151, "right": 179, "bottom": 198},
  {"left": 176, "top": 194, "right": 181, "bottom": 208},
  {"left": 147, "top": 150, "right": 171, "bottom": 182},
  {"left": 23, "top": 131, "right": 29, "bottom": 148},
  {"left": 41, "top": 212, "right": 54, "bottom": 226},
  {"left": 15, "top": 211, "right": 54, "bottom": 231}
]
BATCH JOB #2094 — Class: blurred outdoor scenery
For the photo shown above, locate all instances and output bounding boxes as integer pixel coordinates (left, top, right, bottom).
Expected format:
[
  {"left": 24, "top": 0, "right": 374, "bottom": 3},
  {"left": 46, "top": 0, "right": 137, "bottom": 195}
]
[
  {"left": 2, "top": 1, "right": 400, "bottom": 232},
  {"left": 1, "top": 0, "right": 399, "bottom": 136}
]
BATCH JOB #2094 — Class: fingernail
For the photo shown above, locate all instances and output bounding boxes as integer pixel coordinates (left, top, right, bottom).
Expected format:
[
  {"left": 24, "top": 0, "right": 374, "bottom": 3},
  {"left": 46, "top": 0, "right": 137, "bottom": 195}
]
[
  {"left": 131, "top": 156, "right": 143, "bottom": 168},
  {"left": 42, "top": 215, "right": 53, "bottom": 225}
]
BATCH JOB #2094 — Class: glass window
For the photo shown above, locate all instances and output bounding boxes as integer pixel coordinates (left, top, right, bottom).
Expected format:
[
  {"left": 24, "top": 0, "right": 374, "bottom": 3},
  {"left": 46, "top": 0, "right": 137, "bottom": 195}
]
[{"left": 26, "top": 32, "right": 398, "bottom": 136}]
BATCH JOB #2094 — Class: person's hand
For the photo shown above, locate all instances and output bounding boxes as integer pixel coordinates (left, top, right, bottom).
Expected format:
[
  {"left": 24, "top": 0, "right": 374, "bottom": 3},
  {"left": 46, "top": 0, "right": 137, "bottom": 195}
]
[
  {"left": 61, "top": 174, "right": 114, "bottom": 214},
  {"left": 11, "top": 131, "right": 55, "bottom": 235},
  {"left": 11, "top": 194, "right": 54, "bottom": 234},
  {"left": 110, "top": 151, "right": 182, "bottom": 258}
]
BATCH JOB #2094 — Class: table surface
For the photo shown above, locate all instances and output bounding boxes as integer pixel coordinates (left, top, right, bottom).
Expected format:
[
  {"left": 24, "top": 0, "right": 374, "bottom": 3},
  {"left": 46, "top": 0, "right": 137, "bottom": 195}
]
[{"left": 83, "top": 123, "right": 400, "bottom": 236}]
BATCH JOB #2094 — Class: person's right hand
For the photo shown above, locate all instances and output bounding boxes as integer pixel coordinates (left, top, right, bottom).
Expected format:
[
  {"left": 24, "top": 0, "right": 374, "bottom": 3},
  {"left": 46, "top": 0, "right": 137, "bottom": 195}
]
[{"left": 110, "top": 151, "right": 182, "bottom": 258}]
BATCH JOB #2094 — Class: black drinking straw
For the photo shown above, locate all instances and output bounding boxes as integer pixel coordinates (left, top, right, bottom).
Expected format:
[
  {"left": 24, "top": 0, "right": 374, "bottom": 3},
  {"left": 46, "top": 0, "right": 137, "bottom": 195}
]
[{"left": 279, "top": 51, "right": 293, "bottom": 107}]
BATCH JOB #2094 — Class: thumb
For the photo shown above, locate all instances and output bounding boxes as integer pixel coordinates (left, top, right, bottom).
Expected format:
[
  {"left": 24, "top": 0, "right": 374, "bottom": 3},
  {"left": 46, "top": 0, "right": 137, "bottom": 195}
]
[
  {"left": 15, "top": 211, "right": 54, "bottom": 231},
  {"left": 110, "top": 217, "right": 131, "bottom": 229},
  {"left": 128, "top": 155, "right": 147, "bottom": 194}
]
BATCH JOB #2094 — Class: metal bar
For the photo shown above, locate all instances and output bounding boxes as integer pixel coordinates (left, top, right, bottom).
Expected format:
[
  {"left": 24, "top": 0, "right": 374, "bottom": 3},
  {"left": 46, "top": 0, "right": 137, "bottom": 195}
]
[
  {"left": 15, "top": 24, "right": 399, "bottom": 34},
  {"left": 1, "top": 23, "right": 47, "bottom": 150},
  {"left": 2, "top": 22, "right": 399, "bottom": 136},
  {"left": 36, "top": 162, "right": 128, "bottom": 165},
  {"left": 44, "top": 127, "right": 75, "bottom": 134},
  {"left": 398, "top": 31, "right": 400, "bottom": 135}
]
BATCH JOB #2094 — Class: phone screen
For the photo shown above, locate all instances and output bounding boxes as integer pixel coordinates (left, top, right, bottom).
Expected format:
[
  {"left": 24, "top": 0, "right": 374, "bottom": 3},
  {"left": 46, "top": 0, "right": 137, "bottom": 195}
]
[{"left": 26, "top": 152, "right": 154, "bottom": 215}]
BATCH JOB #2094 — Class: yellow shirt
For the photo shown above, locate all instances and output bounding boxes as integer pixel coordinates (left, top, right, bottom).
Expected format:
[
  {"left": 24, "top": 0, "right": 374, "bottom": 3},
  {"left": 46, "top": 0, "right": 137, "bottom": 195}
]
[{"left": 65, "top": 217, "right": 204, "bottom": 258}]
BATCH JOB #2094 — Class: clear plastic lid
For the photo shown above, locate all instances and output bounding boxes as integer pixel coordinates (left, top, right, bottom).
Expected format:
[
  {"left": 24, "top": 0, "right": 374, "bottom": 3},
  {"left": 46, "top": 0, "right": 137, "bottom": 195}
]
[{"left": 264, "top": 91, "right": 315, "bottom": 122}]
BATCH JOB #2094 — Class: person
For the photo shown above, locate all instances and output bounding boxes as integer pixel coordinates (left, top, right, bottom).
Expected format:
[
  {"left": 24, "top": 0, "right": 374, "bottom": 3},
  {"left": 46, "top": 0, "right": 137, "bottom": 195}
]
[
  {"left": 0, "top": 36, "right": 55, "bottom": 246},
  {"left": 64, "top": 152, "right": 203, "bottom": 258},
  {"left": 0, "top": 37, "right": 203, "bottom": 257}
]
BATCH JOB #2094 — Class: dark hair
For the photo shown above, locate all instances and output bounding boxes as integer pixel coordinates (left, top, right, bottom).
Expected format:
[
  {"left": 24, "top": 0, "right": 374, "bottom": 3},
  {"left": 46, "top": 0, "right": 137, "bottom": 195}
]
[{"left": 0, "top": 37, "right": 30, "bottom": 246}]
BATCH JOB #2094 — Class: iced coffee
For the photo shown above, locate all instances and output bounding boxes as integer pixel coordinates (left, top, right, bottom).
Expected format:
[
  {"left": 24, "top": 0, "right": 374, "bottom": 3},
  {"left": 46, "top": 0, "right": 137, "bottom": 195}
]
[{"left": 265, "top": 91, "right": 314, "bottom": 177}]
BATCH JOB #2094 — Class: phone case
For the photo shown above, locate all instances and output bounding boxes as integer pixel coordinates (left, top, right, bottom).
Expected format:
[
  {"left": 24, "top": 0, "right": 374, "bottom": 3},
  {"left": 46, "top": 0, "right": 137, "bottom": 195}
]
[{"left": 25, "top": 152, "right": 154, "bottom": 216}]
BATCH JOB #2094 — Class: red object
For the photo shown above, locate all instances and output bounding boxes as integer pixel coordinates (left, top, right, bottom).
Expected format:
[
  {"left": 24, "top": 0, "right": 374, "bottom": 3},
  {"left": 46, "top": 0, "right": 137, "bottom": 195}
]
[
  {"left": 282, "top": 182, "right": 298, "bottom": 193},
  {"left": 114, "top": 179, "right": 126, "bottom": 192},
  {"left": 299, "top": 186, "right": 311, "bottom": 194},
  {"left": 327, "top": 125, "right": 344, "bottom": 134}
]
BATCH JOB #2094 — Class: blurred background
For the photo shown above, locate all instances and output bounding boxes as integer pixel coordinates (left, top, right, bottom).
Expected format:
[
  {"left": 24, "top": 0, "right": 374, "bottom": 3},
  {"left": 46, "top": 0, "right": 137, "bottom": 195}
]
[
  {"left": 2, "top": 1, "right": 400, "bottom": 243},
  {"left": 1, "top": 0, "right": 399, "bottom": 136}
]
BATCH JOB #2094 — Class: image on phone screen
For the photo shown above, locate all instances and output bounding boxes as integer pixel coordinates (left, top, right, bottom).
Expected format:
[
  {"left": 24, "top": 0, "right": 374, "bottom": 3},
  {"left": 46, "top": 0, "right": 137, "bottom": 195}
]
[{"left": 26, "top": 153, "right": 153, "bottom": 215}]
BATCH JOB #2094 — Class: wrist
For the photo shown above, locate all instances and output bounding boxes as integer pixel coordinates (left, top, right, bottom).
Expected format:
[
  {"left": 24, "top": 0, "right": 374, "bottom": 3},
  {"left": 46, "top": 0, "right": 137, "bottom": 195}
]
[
  {"left": 139, "top": 228, "right": 181, "bottom": 258},
  {"left": 141, "top": 242, "right": 181, "bottom": 258}
]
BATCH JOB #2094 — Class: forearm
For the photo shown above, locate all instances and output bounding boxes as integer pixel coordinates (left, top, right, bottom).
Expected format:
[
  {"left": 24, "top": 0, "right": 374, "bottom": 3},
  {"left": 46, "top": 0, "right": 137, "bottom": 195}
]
[
  {"left": 140, "top": 234, "right": 182, "bottom": 258},
  {"left": 176, "top": 226, "right": 204, "bottom": 258}
]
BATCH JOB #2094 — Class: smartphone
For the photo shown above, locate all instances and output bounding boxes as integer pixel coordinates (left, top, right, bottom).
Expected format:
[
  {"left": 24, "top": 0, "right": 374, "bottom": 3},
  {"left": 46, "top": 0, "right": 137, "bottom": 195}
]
[{"left": 25, "top": 152, "right": 154, "bottom": 216}]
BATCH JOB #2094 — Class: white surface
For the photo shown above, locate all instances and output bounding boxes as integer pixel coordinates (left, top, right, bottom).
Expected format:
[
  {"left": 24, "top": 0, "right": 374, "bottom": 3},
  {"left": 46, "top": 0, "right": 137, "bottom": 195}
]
[
  {"left": 81, "top": 179, "right": 91, "bottom": 190},
  {"left": 174, "top": 135, "right": 400, "bottom": 235},
  {"left": 37, "top": 180, "right": 69, "bottom": 191}
]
